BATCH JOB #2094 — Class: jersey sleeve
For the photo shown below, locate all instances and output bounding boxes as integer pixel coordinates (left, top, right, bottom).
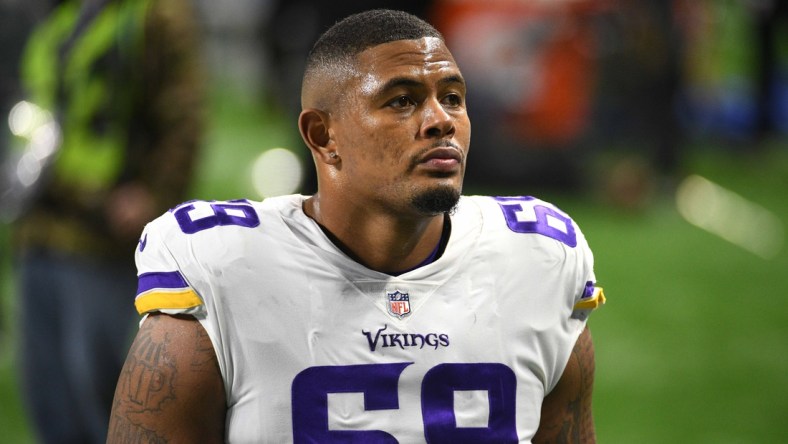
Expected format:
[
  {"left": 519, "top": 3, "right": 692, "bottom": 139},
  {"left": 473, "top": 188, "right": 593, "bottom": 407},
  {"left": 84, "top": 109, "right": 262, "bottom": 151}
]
[
  {"left": 488, "top": 195, "right": 605, "bottom": 322},
  {"left": 133, "top": 211, "right": 206, "bottom": 316},
  {"left": 479, "top": 195, "right": 604, "bottom": 394},
  {"left": 570, "top": 222, "right": 605, "bottom": 321},
  {"left": 509, "top": 196, "right": 605, "bottom": 393}
]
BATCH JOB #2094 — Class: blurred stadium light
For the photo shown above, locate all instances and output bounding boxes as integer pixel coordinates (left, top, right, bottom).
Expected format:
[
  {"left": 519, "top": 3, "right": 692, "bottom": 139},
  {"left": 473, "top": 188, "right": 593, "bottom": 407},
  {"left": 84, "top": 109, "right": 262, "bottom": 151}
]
[
  {"left": 0, "top": 100, "right": 60, "bottom": 222},
  {"left": 251, "top": 147, "right": 303, "bottom": 198},
  {"left": 676, "top": 174, "right": 784, "bottom": 260}
]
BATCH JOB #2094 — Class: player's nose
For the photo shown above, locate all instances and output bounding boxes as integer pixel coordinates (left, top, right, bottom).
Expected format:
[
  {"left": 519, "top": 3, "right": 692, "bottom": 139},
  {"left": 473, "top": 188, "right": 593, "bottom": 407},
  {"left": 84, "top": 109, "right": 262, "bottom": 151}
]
[{"left": 420, "top": 98, "right": 455, "bottom": 139}]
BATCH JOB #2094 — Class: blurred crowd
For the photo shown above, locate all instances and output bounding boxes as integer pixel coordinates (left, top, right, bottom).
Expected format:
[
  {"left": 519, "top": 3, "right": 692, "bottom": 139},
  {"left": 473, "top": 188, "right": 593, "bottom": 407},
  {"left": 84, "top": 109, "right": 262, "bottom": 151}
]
[
  {"left": 188, "top": 0, "right": 787, "bottom": 206},
  {"left": 197, "top": 0, "right": 787, "bottom": 195},
  {"left": 3, "top": 0, "right": 787, "bottom": 203},
  {"left": 0, "top": 0, "right": 785, "bottom": 442}
]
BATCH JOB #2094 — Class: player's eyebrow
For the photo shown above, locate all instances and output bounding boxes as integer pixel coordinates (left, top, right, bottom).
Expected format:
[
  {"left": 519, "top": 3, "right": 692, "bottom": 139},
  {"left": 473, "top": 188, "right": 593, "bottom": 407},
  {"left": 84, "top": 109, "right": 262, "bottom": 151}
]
[
  {"left": 374, "top": 77, "right": 422, "bottom": 99},
  {"left": 373, "top": 74, "right": 466, "bottom": 101},
  {"left": 436, "top": 74, "right": 466, "bottom": 90}
]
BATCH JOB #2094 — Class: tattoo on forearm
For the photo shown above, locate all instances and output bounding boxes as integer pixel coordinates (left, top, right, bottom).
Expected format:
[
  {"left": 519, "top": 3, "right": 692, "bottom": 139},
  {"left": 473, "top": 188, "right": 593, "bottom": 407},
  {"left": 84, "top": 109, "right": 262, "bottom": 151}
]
[{"left": 109, "top": 315, "right": 177, "bottom": 442}]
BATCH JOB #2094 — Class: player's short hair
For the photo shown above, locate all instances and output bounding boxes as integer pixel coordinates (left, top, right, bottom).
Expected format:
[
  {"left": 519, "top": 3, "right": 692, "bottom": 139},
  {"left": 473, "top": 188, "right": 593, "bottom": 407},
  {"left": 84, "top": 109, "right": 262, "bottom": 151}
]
[{"left": 301, "top": 9, "right": 444, "bottom": 108}]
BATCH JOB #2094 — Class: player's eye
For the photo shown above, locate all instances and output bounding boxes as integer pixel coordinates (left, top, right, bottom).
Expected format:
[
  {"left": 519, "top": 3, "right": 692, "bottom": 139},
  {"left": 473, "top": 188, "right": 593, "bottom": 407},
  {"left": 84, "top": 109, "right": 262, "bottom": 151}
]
[
  {"left": 389, "top": 95, "right": 415, "bottom": 109},
  {"left": 442, "top": 93, "right": 462, "bottom": 107}
]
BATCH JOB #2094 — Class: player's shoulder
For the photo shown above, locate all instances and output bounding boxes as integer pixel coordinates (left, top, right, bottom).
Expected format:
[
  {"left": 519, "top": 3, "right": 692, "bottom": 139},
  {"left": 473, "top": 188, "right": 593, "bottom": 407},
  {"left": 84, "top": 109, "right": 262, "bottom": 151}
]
[
  {"left": 459, "top": 194, "right": 585, "bottom": 250},
  {"left": 462, "top": 194, "right": 569, "bottom": 215},
  {"left": 144, "top": 198, "right": 253, "bottom": 236},
  {"left": 140, "top": 195, "right": 303, "bottom": 249},
  {"left": 149, "top": 195, "right": 300, "bottom": 230}
]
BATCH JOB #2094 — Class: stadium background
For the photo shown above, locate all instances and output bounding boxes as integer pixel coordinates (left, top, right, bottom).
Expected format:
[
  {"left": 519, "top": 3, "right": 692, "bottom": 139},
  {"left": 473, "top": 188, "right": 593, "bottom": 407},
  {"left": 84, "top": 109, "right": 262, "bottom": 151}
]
[{"left": 1, "top": 1, "right": 787, "bottom": 442}]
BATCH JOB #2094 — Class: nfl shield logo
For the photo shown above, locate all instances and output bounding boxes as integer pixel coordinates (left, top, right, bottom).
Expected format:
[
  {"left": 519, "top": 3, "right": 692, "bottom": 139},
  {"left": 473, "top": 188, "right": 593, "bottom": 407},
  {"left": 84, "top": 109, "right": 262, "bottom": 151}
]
[{"left": 387, "top": 290, "right": 411, "bottom": 318}]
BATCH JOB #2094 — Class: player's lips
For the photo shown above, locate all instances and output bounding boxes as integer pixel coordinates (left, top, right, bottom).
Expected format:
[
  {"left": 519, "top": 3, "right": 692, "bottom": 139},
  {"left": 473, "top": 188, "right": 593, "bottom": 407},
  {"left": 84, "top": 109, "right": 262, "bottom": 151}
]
[{"left": 418, "top": 146, "right": 463, "bottom": 171}]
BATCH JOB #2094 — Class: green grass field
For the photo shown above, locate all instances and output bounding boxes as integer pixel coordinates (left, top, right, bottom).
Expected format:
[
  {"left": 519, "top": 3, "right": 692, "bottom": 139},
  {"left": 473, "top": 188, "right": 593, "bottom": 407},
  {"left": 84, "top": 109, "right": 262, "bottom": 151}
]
[
  {"left": 1, "top": 86, "right": 786, "bottom": 443},
  {"left": 590, "top": 147, "right": 788, "bottom": 444}
]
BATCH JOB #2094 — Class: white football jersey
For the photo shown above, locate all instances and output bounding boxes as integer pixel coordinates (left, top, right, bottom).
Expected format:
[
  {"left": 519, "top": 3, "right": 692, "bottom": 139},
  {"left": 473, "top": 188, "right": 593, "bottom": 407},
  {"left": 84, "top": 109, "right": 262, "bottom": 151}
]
[{"left": 134, "top": 194, "right": 604, "bottom": 443}]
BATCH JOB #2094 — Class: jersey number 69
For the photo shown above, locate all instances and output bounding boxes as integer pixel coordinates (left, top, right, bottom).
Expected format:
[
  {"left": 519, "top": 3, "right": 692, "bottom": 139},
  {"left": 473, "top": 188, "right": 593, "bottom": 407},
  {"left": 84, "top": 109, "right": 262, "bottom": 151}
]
[{"left": 292, "top": 362, "right": 518, "bottom": 443}]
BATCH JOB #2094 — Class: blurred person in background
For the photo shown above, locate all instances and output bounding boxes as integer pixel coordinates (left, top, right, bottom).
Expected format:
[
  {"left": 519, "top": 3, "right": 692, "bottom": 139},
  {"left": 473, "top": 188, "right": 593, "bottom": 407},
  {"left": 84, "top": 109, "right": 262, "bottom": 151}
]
[
  {"left": 431, "top": 0, "right": 686, "bottom": 207},
  {"left": 751, "top": 0, "right": 788, "bottom": 142},
  {"left": 592, "top": 0, "right": 686, "bottom": 208},
  {"left": 677, "top": 0, "right": 788, "bottom": 144},
  {"left": 0, "top": 0, "right": 57, "bottom": 340},
  {"left": 11, "top": 0, "right": 204, "bottom": 442},
  {"left": 430, "top": 0, "right": 613, "bottom": 193}
]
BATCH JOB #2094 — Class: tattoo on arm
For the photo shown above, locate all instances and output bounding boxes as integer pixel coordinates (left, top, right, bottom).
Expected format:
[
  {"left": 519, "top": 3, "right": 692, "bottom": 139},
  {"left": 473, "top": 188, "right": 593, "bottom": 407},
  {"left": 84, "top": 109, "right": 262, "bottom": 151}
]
[
  {"left": 563, "top": 328, "right": 595, "bottom": 443},
  {"left": 109, "top": 314, "right": 177, "bottom": 442},
  {"left": 534, "top": 327, "right": 596, "bottom": 443},
  {"left": 108, "top": 314, "right": 226, "bottom": 443}
]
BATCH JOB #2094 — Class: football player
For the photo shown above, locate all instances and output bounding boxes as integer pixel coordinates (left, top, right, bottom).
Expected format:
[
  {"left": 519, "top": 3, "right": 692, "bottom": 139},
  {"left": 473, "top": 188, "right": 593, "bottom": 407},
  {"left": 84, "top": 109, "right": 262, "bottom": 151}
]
[{"left": 108, "top": 9, "right": 605, "bottom": 443}]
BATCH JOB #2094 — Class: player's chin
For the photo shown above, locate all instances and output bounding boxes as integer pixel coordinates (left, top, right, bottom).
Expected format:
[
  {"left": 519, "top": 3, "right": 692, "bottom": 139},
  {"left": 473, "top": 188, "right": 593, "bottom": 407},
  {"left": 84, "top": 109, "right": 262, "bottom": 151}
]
[{"left": 410, "top": 183, "right": 461, "bottom": 215}]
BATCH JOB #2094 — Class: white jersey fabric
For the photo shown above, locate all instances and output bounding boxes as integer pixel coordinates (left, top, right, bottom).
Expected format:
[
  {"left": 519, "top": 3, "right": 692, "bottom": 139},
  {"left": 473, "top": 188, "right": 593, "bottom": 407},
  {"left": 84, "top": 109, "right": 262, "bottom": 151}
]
[{"left": 134, "top": 194, "right": 604, "bottom": 443}]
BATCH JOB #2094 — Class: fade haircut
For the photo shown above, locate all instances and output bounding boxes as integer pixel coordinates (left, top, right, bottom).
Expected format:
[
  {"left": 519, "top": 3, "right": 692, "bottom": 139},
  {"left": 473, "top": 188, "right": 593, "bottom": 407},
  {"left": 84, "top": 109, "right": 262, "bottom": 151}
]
[{"left": 301, "top": 9, "right": 444, "bottom": 109}]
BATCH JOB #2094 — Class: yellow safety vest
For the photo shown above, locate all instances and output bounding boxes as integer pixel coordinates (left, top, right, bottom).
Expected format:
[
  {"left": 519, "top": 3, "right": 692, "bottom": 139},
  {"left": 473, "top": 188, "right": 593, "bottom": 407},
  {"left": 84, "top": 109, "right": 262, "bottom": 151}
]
[{"left": 21, "top": 0, "right": 150, "bottom": 191}]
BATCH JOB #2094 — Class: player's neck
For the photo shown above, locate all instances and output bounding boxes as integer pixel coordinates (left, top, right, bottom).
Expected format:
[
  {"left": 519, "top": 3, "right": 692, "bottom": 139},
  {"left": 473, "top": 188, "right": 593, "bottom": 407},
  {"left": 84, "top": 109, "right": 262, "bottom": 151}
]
[{"left": 303, "top": 195, "right": 447, "bottom": 274}]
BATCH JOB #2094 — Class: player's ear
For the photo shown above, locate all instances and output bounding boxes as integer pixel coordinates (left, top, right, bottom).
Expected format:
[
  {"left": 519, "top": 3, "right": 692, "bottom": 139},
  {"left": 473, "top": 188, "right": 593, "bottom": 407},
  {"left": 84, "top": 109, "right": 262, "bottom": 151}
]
[{"left": 299, "top": 108, "right": 338, "bottom": 164}]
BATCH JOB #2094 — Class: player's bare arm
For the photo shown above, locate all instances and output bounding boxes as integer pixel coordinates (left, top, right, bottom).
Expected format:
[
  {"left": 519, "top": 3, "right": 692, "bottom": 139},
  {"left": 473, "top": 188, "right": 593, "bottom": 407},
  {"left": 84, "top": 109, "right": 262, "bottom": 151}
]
[
  {"left": 534, "top": 326, "right": 596, "bottom": 444},
  {"left": 107, "top": 313, "right": 226, "bottom": 443}
]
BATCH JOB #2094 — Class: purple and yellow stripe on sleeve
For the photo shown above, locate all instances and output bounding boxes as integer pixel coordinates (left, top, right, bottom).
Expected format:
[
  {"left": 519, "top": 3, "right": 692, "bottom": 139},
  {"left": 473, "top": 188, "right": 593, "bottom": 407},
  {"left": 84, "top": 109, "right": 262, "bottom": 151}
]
[
  {"left": 573, "top": 280, "right": 606, "bottom": 310},
  {"left": 135, "top": 271, "right": 202, "bottom": 315}
]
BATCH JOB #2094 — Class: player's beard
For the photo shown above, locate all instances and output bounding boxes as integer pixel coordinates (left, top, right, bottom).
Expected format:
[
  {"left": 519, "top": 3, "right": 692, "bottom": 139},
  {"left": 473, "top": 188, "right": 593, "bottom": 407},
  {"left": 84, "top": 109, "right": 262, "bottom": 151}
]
[{"left": 410, "top": 184, "right": 460, "bottom": 215}]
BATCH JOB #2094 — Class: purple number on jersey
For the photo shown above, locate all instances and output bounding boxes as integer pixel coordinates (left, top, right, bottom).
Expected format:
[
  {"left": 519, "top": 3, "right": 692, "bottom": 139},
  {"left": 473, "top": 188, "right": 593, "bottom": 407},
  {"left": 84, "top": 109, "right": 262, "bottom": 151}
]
[
  {"left": 422, "top": 363, "right": 518, "bottom": 443},
  {"left": 173, "top": 200, "right": 260, "bottom": 234},
  {"left": 494, "top": 196, "right": 577, "bottom": 247},
  {"left": 291, "top": 362, "right": 518, "bottom": 443},
  {"left": 292, "top": 363, "right": 408, "bottom": 443}
]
